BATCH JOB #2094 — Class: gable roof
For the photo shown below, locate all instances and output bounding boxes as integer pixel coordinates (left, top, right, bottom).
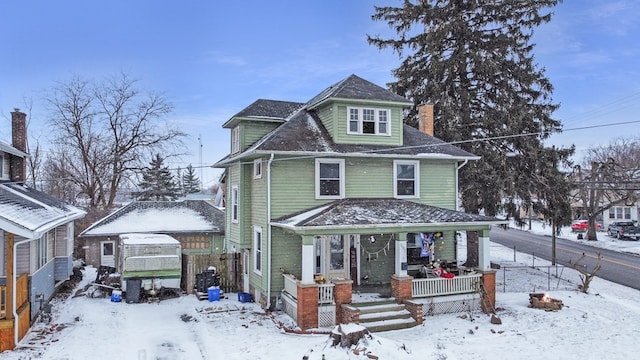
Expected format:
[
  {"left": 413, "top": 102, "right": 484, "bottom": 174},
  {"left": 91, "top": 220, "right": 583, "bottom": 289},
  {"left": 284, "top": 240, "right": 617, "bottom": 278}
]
[
  {"left": 271, "top": 198, "right": 506, "bottom": 232},
  {"left": 80, "top": 200, "right": 225, "bottom": 237},
  {"left": 0, "top": 183, "right": 86, "bottom": 239}
]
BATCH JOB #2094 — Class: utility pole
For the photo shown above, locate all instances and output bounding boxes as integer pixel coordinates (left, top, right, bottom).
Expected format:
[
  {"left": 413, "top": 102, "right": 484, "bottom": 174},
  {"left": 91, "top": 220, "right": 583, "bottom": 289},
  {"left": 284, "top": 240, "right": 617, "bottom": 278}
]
[
  {"left": 198, "top": 134, "right": 203, "bottom": 188},
  {"left": 551, "top": 219, "right": 557, "bottom": 265}
]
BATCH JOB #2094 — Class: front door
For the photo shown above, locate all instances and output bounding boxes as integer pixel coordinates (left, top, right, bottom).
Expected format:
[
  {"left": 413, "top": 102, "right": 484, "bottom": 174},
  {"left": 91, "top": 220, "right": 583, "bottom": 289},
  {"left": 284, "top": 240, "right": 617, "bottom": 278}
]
[
  {"left": 100, "top": 241, "right": 115, "bottom": 268},
  {"left": 314, "top": 235, "right": 350, "bottom": 281}
]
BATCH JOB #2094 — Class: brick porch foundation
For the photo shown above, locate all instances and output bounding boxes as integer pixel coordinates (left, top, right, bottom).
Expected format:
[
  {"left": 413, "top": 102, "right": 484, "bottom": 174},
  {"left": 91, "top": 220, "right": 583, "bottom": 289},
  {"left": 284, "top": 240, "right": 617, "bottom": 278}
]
[
  {"left": 480, "top": 270, "right": 497, "bottom": 313},
  {"left": 391, "top": 274, "right": 413, "bottom": 304},
  {"left": 296, "top": 283, "right": 319, "bottom": 330}
]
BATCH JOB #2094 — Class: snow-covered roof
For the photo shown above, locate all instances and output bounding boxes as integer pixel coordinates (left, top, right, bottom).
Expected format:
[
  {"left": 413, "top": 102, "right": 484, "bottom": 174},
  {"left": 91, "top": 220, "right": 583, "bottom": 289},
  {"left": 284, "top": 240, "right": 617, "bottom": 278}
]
[
  {"left": 0, "top": 140, "right": 28, "bottom": 157},
  {"left": 120, "top": 233, "right": 180, "bottom": 245},
  {"left": 80, "top": 200, "right": 225, "bottom": 237},
  {"left": 271, "top": 198, "right": 506, "bottom": 231},
  {"left": 0, "top": 182, "right": 86, "bottom": 239}
]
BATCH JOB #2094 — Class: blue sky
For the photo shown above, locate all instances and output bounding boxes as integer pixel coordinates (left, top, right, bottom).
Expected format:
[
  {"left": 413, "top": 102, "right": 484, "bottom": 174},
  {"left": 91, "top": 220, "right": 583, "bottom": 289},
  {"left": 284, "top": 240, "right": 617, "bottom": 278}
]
[{"left": 1, "top": 0, "right": 639, "bottom": 187}]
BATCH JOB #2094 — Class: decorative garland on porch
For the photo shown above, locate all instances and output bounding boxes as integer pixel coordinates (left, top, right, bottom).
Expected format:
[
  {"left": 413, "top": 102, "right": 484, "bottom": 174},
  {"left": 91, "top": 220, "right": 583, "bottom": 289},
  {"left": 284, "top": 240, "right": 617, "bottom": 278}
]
[{"left": 361, "top": 234, "right": 393, "bottom": 260}]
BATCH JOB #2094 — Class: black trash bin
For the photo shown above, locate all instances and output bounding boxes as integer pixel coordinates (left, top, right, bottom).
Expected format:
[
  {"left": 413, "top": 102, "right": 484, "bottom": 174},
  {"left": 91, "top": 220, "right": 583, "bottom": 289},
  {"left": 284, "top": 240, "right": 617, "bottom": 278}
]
[{"left": 125, "top": 279, "right": 142, "bottom": 303}]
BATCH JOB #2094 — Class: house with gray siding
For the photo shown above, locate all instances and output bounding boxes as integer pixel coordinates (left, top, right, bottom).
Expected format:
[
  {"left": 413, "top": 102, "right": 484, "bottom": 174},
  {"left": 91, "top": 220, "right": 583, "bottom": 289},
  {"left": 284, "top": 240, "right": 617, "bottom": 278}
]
[
  {"left": 214, "top": 75, "right": 507, "bottom": 331},
  {"left": 0, "top": 110, "right": 86, "bottom": 350}
]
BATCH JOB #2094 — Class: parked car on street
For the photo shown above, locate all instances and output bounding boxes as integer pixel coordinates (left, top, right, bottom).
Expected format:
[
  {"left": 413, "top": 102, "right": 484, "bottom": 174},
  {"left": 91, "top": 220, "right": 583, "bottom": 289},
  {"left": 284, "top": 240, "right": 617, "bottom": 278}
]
[
  {"left": 570, "top": 219, "right": 601, "bottom": 232},
  {"left": 607, "top": 221, "right": 640, "bottom": 240}
]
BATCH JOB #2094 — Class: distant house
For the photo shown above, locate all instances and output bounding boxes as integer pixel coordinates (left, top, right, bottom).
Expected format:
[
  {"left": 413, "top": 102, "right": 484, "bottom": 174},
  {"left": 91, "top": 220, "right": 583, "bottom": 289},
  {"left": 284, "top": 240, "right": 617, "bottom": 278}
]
[
  {"left": 0, "top": 110, "right": 86, "bottom": 350},
  {"left": 213, "top": 75, "right": 507, "bottom": 331},
  {"left": 79, "top": 199, "right": 226, "bottom": 294}
]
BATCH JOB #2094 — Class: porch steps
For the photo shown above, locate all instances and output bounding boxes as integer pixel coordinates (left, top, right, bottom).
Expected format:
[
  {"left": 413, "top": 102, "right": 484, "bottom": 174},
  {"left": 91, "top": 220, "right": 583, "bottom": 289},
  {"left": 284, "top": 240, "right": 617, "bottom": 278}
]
[{"left": 351, "top": 299, "right": 418, "bottom": 333}]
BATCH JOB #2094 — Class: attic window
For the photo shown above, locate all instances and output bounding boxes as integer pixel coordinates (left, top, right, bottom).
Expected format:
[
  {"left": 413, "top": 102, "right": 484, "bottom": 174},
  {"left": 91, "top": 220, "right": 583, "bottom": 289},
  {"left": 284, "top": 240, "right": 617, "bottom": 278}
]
[{"left": 347, "top": 107, "right": 390, "bottom": 136}]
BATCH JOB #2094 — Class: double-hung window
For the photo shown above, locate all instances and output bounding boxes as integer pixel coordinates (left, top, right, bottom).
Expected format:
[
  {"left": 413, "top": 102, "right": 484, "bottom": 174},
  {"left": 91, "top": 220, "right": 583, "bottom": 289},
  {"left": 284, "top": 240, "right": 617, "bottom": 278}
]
[
  {"left": 347, "top": 107, "right": 390, "bottom": 135},
  {"left": 253, "top": 159, "right": 262, "bottom": 179},
  {"left": 231, "top": 127, "right": 240, "bottom": 154},
  {"left": 316, "top": 159, "right": 345, "bottom": 199},
  {"left": 231, "top": 185, "right": 239, "bottom": 223},
  {"left": 394, "top": 160, "right": 419, "bottom": 198},
  {"left": 253, "top": 226, "right": 262, "bottom": 275}
]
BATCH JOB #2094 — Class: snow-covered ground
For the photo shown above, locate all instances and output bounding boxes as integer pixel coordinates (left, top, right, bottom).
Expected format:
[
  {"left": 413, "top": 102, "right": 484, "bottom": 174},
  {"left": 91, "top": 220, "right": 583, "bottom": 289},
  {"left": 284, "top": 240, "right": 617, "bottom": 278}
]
[{"left": 1, "top": 220, "right": 639, "bottom": 360}]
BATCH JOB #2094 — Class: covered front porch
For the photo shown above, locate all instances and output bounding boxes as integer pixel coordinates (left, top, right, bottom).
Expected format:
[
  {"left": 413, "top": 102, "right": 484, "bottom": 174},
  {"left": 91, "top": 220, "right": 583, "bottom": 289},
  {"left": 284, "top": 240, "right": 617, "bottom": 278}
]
[{"left": 270, "top": 199, "right": 505, "bottom": 330}]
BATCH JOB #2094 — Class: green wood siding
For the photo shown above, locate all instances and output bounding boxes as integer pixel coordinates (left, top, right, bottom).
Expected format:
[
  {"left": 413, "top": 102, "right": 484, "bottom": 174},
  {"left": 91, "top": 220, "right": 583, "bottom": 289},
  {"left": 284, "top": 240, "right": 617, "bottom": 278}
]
[
  {"left": 270, "top": 157, "right": 322, "bottom": 218},
  {"left": 315, "top": 106, "right": 334, "bottom": 134},
  {"left": 269, "top": 156, "right": 458, "bottom": 218},
  {"left": 418, "top": 160, "right": 457, "bottom": 209},
  {"left": 330, "top": 102, "right": 405, "bottom": 146},
  {"left": 243, "top": 121, "right": 280, "bottom": 149},
  {"left": 269, "top": 228, "right": 302, "bottom": 294}
]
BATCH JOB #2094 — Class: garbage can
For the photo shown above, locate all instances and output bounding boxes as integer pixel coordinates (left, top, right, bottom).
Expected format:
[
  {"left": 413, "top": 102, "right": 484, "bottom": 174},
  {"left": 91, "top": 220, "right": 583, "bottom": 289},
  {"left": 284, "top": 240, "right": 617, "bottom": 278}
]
[
  {"left": 126, "top": 279, "right": 142, "bottom": 303},
  {"left": 208, "top": 286, "right": 220, "bottom": 302}
]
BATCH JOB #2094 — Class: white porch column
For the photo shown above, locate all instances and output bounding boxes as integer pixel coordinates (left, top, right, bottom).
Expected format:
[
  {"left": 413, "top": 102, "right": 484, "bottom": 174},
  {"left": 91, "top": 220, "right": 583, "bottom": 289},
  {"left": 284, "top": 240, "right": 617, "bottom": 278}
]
[
  {"left": 301, "top": 235, "right": 315, "bottom": 284},
  {"left": 478, "top": 230, "right": 491, "bottom": 270},
  {"left": 394, "top": 237, "right": 408, "bottom": 276}
]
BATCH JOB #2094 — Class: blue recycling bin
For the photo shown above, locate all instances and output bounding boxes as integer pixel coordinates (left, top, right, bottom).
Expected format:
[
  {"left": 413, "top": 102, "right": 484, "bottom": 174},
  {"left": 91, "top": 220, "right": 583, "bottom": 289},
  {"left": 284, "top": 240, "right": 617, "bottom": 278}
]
[
  {"left": 111, "top": 290, "right": 122, "bottom": 302},
  {"left": 208, "top": 287, "right": 220, "bottom": 302}
]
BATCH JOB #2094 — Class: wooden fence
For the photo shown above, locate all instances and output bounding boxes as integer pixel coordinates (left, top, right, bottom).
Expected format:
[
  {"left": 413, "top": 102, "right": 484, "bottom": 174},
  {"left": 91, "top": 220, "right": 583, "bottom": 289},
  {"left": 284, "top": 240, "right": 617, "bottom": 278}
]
[{"left": 182, "top": 253, "right": 241, "bottom": 294}]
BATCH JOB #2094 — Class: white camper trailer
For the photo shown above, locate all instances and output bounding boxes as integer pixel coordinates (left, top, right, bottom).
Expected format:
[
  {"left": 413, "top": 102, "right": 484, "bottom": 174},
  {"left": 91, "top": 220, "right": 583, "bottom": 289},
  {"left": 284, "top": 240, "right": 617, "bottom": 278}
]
[{"left": 118, "top": 233, "right": 182, "bottom": 300}]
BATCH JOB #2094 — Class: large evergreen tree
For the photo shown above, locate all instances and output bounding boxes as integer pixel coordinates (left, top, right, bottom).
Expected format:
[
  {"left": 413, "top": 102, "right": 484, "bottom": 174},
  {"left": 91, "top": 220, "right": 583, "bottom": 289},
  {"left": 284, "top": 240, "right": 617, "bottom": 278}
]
[
  {"left": 182, "top": 164, "right": 201, "bottom": 195},
  {"left": 135, "top": 153, "right": 180, "bottom": 201},
  {"left": 369, "top": 0, "right": 574, "bottom": 218}
]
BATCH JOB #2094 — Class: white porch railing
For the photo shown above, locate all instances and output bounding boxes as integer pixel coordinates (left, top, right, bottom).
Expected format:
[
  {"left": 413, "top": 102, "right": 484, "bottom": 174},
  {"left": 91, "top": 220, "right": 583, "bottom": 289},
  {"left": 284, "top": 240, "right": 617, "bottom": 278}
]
[
  {"left": 282, "top": 274, "right": 335, "bottom": 304},
  {"left": 283, "top": 274, "right": 298, "bottom": 299},
  {"left": 412, "top": 273, "right": 482, "bottom": 298},
  {"left": 318, "top": 283, "right": 334, "bottom": 304}
]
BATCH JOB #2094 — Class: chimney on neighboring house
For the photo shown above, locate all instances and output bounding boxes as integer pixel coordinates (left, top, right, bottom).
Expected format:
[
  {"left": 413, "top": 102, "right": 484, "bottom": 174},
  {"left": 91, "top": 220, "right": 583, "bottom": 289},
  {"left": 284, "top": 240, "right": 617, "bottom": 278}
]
[
  {"left": 10, "top": 109, "right": 27, "bottom": 183},
  {"left": 418, "top": 103, "right": 434, "bottom": 136}
]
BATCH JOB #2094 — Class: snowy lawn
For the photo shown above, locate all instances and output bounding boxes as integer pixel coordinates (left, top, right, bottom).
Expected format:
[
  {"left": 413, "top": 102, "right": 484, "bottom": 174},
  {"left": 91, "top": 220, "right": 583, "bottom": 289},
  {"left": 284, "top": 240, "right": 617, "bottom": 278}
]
[{"left": 0, "top": 220, "right": 638, "bottom": 360}]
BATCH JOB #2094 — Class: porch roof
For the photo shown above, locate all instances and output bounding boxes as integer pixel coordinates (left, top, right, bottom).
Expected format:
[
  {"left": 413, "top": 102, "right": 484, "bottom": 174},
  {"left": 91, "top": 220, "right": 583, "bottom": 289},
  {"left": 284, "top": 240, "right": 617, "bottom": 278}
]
[{"left": 271, "top": 198, "right": 508, "bottom": 234}]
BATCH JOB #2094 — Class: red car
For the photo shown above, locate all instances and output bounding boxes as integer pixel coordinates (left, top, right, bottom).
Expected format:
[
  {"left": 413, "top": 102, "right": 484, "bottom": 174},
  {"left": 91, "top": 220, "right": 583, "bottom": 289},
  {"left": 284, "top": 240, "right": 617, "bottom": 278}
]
[{"left": 570, "top": 220, "right": 601, "bottom": 232}]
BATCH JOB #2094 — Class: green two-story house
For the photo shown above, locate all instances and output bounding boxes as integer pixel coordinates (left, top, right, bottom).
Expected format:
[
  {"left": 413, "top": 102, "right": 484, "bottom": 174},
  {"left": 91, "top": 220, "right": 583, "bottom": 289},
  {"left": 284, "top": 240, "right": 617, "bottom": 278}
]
[{"left": 214, "top": 74, "right": 506, "bottom": 330}]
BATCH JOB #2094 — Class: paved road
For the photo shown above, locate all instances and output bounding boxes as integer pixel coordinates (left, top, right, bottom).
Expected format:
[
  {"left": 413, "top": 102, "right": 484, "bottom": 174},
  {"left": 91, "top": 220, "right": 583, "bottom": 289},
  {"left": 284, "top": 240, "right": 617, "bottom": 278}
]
[{"left": 490, "top": 226, "right": 640, "bottom": 291}]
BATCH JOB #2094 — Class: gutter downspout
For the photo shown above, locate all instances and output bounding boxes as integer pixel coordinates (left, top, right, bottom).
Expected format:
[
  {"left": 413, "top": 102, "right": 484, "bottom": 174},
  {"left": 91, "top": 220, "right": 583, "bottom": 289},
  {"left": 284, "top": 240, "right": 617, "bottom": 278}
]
[
  {"left": 266, "top": 153, "right": 274, "bottom": 309},
  {"left": 456, "top": 159, "right": 469, "bottom": 212},
  {"left": 13, "top": 237, "right": 38, "bottom": 346}
]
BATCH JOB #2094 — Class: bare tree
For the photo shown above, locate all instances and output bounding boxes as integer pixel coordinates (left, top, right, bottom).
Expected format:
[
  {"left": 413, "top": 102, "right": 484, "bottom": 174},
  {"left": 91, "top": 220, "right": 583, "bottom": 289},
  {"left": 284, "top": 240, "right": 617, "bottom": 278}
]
[
  {"left": 571, "top": 138, "right": 640, "bottom": 240},
  {"left": 569, "top": 252, "right": 603, "bottom": 294},
  {"left": 44, "top": 73, "right": 186, "bottom": 210}
]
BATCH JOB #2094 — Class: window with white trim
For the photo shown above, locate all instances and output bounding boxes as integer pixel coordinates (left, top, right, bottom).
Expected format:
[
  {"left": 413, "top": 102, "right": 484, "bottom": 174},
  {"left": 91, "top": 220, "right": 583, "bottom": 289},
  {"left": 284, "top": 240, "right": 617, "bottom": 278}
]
[
  {"left": 609, "top": 206, "right": 631, "bottom": 220},
  {"left": 231, "top": 127, "right": 240, "bottom": 153},
  {"left": 315, "top": 158, "right": 345, "bottom": 199},
  {"left": 231, "top": 185, "right": 239, "bottom": 223},
  {"left": 253, "top": 226, "right": 262, "bottom": 274},
  {"left": 347, "top": 107, "right": 390, "bottom": 135},
  {"left": 253, "top": 159, "right": 262, "bottom": 179},
  {"left": 394, "top": 160, "right": 419, "bottom": 198}
]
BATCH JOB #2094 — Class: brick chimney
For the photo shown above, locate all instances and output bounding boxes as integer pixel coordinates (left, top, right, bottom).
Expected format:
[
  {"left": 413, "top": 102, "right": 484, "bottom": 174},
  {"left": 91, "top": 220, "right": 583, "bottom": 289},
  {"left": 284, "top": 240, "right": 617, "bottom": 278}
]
[
  {"left": 10, "top": 109, "right": 27, "bottom": 183},
  {"left": 418, "top": 104, "right": 434, "bottom": 136}
]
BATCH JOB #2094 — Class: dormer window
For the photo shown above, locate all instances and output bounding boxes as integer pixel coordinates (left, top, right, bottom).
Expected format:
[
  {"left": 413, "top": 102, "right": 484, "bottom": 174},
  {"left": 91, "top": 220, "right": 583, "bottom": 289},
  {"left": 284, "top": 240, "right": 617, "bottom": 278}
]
[{"left": 347, "top": 107, "right": 390, "bottom": 135}]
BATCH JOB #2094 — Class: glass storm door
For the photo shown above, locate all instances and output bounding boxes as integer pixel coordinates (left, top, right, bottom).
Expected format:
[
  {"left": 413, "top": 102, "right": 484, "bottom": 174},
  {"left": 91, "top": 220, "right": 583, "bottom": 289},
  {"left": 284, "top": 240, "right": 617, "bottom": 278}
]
[{"left": 100, "top": 241, "right": 115, "bottom": 268}]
